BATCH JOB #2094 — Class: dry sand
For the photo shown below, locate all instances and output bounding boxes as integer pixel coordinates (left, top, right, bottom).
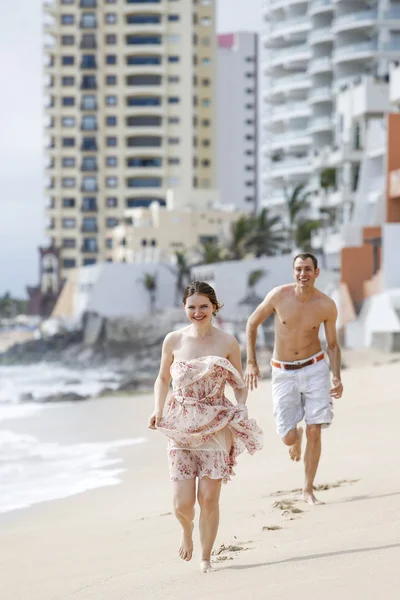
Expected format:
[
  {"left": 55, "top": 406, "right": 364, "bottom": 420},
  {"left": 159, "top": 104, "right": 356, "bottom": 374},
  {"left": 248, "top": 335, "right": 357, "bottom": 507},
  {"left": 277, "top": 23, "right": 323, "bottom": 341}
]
[{"left": 1, "top": 358, "right": 400, "bottom": 600}]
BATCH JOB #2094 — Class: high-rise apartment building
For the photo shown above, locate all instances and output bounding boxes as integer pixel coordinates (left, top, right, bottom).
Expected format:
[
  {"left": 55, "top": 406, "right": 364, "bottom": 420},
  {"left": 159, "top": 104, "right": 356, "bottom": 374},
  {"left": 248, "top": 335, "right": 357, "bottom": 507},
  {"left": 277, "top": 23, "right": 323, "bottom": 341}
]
[
  {"left": 217, "top": 32, "right": 258, "bottom": 212},
  {"left": 262, "top": 0, "right": 400, "bottom": 216},
  {"left": 43, "top": 0, "right": 217, "bottom": 279}
]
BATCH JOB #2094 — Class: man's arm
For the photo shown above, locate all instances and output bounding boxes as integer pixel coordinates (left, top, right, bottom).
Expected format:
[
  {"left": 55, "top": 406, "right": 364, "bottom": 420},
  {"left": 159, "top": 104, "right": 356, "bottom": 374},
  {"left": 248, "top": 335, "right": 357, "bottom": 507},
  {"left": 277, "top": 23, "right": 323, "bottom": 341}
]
[
  {"left": 323, "top": 301, "right": 343, "bottom": 399},
  {"left": 244, "top": 289, "right": 276, "bottom": 390}
]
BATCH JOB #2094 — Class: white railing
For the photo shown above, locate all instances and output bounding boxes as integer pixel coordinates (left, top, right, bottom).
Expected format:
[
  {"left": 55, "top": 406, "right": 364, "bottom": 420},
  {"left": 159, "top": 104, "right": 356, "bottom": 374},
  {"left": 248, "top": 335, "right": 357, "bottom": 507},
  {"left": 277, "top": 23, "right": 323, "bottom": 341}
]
[
  {"left": 334, "top": 9, "right": 377, "bottom": 29},
  {"left": 309, "top": 57, "right": 332, "bottom": 72},
  {"left": 309, "top": 26, "right": 332, "bottom": 44},
  {"left": 309, "top": 86, "right": 332, "bottom": 102},
  {"left": 334, "top": 41, "right": 377, "bottom": 57},
  {"left": 271, "top": 102, "right": 309, "bottom": 116}
]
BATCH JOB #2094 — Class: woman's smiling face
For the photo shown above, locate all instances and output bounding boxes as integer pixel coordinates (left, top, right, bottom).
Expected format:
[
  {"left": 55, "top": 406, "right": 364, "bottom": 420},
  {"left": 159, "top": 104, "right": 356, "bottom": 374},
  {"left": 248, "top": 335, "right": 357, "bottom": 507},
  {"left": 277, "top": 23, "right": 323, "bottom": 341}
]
[{"left": 184, "top": 293, "right": 216, "bottom": 325}]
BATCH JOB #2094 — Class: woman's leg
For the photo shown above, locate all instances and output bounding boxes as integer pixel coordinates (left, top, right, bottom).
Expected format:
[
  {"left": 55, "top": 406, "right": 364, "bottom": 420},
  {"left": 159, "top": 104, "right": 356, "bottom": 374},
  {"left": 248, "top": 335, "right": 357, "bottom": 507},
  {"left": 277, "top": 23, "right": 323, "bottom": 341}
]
[
  {"left": 197, "top": 476, "right": 222, "bottom": 572},
  {"left": 171, "top": 478, "right": 196, "bottom": 561}
]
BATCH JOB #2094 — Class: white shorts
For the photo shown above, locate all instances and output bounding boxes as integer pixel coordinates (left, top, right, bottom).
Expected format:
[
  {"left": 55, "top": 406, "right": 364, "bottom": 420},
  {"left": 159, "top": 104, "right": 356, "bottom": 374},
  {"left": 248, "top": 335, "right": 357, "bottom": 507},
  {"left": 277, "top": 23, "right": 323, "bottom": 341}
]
[{"left": 271, "top": 352, "right": 333, "bottom": 438}]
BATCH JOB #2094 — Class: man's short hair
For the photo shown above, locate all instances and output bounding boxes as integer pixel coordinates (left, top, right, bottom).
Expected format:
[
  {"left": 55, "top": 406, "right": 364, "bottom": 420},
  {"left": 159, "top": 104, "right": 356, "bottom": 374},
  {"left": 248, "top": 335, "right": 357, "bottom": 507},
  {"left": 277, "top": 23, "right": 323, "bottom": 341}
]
[{"left": 293, "top": 252, "right": 318, "bottom": 271}]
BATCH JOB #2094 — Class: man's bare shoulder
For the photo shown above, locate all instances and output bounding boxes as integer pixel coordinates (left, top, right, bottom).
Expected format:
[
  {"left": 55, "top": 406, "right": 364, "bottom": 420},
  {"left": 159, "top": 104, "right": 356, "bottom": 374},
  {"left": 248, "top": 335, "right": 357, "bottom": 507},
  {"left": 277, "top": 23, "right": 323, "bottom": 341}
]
[
  {"left": 314, "top": 289, "right": 337, "bottom": 314},
  {"left": 267, "top": 284, "right": 295, "bottom": 303}
]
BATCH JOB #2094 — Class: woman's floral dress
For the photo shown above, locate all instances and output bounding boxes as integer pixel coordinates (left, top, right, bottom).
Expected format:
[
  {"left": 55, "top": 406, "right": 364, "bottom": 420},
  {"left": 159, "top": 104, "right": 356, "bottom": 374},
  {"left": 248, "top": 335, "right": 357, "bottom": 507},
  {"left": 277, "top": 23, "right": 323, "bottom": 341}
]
[{"left": 157, "top": 355, "right": 263, "bottom": 483}]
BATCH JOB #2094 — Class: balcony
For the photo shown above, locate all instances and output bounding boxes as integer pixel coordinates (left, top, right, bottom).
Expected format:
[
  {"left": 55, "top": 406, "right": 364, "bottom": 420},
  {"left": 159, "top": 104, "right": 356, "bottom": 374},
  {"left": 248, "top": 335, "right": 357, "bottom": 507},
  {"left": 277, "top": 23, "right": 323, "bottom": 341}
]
[
  {"left": 268, "top": 73, "right": 311, "bottom": 96},
  {"left": 309, "top": 0, "right": 333, "bottom": 16},
  {"left": 268, "top": 0, "right": 308, "bottom": 11},
  {"left": 270, "top": 44, "right": 310, "bottom": 68},
  {"left": 268, "top": 130, "right": 312, "bottom": 151},
  {"left": 269, "top": 16, "right": 310, "bottom": 40},
  {"left": 81, "top": 244, "right": 98, "bottom": 253},
  {"left": 333, "top": 10, "right": 377, "bottom": 34},
  {"left": 267, "top": 156, "right": 312, "bottom": 178},
  {"left": 309, "top": 116, "right": 332, "bottom": 133},
  {"left": 309, "top": 56, "right": 332, "bottom": 74},
  {"left": 333, "top": 41, "right": 377, "bottom": 65},
  {"left": 81, "top": 225, "right": 98, "bottom": 233},
  {"left": 270, "top": 102, "right": 310, "bottom": 122},
  {"left": 309, "top": 26, "right": 333, "bottom": 46},
  {"left": 309, "top": 86, "right": 332, "bottom": 104}
]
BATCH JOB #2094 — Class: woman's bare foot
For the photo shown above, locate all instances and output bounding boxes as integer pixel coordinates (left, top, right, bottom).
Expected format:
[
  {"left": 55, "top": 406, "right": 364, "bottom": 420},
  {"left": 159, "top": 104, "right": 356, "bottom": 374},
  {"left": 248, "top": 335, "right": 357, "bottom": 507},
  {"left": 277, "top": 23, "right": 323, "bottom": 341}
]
[
  {"left": 289, "top": 427, "right": 303, "bottom": 462},
  {"left": 179, "top": 523, "right": 194, "bottom": 561},
  {"left": 200, "top": 559, "right": 214, "bottom": 573},
  {"left": 303, "top": 490, "right": 325, "bottom": 505}
]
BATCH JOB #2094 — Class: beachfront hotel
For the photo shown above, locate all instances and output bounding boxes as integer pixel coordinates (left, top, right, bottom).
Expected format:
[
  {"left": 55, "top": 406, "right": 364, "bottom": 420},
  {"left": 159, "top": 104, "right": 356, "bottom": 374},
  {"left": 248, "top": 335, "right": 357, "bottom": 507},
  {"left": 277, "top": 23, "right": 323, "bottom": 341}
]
[
  {"left": 261, "top": 0, "right": 400, "bottom": 220},
  {"left": 43, "top": 0, "right": 217, "bottom": 280}
]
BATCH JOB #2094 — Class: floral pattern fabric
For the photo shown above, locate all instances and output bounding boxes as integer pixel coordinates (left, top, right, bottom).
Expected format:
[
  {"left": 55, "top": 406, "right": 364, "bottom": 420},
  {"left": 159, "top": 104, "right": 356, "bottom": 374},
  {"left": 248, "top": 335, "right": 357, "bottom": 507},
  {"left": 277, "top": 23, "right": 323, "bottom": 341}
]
[{"left": 157, "top": 355, "right": 263, "bottom": 483}]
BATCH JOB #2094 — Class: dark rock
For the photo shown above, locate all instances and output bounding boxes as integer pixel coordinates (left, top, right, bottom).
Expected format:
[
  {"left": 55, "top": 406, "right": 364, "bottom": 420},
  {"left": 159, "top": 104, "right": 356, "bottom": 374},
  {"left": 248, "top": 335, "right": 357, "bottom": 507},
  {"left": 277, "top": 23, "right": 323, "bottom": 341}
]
[{"left": 39, "top": 392, "right": 88, "bottom": 403}]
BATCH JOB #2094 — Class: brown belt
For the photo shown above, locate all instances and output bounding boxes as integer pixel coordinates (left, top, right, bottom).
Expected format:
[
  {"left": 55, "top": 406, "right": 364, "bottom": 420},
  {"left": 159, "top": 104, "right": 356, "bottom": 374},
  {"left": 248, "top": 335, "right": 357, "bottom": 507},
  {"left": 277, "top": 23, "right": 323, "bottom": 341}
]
[{"left": 271, "top": 352, "right": 325, "bottom": 371}]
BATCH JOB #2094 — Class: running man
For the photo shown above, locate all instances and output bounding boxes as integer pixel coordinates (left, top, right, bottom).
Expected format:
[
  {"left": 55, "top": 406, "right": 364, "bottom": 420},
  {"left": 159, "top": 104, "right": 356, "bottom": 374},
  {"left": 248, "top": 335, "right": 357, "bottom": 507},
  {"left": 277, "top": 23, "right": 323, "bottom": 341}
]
[{"left": 244, "top": 253, "right": 343, "bottom": 504}]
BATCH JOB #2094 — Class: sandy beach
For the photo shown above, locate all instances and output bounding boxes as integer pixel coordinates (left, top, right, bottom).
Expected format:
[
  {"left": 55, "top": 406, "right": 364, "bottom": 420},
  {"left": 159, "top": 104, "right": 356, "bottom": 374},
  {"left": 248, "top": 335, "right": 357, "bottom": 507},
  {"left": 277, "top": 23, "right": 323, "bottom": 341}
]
[{"left": 1, "top": 358, "right": 400, "bottom": 600}]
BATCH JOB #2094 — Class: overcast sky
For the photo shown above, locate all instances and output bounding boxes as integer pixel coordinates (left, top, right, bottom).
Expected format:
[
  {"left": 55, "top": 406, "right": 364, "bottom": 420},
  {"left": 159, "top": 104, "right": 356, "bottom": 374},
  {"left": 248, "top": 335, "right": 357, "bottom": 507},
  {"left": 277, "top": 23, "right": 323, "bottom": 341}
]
[{"left": 0, "top": 0, "right": 263, "bottom": 297}]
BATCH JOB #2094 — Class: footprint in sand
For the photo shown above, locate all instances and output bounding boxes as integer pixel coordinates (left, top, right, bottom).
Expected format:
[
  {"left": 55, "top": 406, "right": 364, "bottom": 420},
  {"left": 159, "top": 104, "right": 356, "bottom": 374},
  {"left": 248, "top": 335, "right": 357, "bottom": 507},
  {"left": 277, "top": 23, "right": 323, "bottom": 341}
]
[
  {"left": 212, "top": 542, "right": 252, "bottom": 562},
  {"left": 270, "top": 479, "right": 359, "bottom": 498},
  {"left": 262, "top": 525, "right": 282, "bottom": 531},
  {"left": 272, "top": 499, "right": 304, "bottom": 516}
]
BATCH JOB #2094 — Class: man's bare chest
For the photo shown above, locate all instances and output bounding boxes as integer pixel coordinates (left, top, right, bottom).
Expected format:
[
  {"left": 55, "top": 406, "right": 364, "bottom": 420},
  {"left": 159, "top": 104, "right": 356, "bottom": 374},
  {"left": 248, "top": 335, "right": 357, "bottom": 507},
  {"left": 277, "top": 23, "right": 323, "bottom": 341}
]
[{"left": 275, "top": 304, "right": 324, "bottom": 333}]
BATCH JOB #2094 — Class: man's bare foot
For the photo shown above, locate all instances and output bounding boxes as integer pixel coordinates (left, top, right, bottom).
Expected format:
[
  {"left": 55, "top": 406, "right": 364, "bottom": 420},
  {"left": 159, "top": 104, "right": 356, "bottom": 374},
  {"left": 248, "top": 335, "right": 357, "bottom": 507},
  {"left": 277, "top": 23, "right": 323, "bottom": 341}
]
[
  {"left": 303, "top": 490, "right": 325, "bottom": 505},
  {"left": 289, "top": 427, "right": 303, "bottom": 462},
  {"left": 179, "top": 523, "right": 194, "bottom": 561},
  {"left": 200, "top": 559, "right": 214, "bottom": 573}
]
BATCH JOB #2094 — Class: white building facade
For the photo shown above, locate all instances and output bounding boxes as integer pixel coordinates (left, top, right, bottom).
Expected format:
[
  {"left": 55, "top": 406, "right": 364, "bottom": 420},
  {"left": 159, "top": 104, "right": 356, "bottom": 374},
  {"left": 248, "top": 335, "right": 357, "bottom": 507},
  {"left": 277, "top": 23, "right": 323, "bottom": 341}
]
[
  {"left": 43, "top": 0, "right": 217, "bottom": 280},
  {"left": 261, "top": 0, "right": 400, "bottom": 219},
  {"left": 217, "top": 32, "right": 259, "bottom": 213}
]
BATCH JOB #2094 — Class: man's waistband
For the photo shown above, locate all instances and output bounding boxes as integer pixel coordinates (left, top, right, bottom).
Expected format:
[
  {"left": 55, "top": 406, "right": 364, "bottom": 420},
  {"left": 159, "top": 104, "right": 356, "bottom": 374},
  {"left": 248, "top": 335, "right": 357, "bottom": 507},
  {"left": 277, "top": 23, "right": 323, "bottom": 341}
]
[{"left": 271, "top": 352, "right": 325, "bottom": 371}]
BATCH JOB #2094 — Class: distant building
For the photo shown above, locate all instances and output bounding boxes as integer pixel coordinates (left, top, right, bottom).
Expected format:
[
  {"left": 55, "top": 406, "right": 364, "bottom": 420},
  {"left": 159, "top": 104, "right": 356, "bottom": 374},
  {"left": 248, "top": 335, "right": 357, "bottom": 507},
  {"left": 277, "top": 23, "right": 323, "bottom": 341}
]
[
  {"left": 43, "top": 0, "right": 217, "bottom": 280},
  {"left": 217, "top": 32, "right": 258, "bottom": 212},
  {"left": 26, "top": 247, "right": 63, "bottom": 317}
]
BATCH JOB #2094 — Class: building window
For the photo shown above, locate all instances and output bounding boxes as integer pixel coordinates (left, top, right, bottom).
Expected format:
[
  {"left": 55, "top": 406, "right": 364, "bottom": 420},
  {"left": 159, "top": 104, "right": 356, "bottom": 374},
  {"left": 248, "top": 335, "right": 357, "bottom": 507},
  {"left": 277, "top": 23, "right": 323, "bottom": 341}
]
[
  {"left": 127, "top": 55, "right": 161, "bottom": 65},
  {"left": 168, "top": 76, "right": 180, "bottom": 83},
  {"left": 81, "top": 13, "right": 96, "bottom": 28},
  {"left": 82, "top": 157, "right": 97, "bottom": 171},
  {"left": 81, "top": 0, "right": 97, "bottom": 6},
  {"left": 106, "top": 95, "right": 117, "bottom": 106},
  {"left": 245, "top": 135, "right": 254, "bottom": 140},
  {"left": 201, "top": 0, "right": 212, "bottom": 4},
  {"left": 62, "top": 55, "right": 74, "bottom": 65},
  {"left": 82, "top": 115, "right": 97, "bottom": 130},
  {"left": 168, "top": 158, "right": 180, "bottom": 165},
  {"left": 245, "top": 181, "right": 254, "bottom": 187},
  {"left": 202, "top": 78, "right": 210, "bottom": 86},
  {"left": 82, "top": 217, "right": 97, "bottom": 231},
  {"left": 81, "top": 34, "right": 97, "bottom": 49},
  {"left": 168, "top": 14, "right": 180, "bottom": 21},
  {"left": 201, "top": 17, "right": 211, "bottom": 26},
  {"left": 106, "top": 75, "right": 117, "bottom": 85},
  {"left": 61, "top": 35, "right": 75, "bottom": 45},
  {"left": 83, "top": 258, "right": 97, "bottom": 266},
  {"left": 168, "top": 117, "right": 180, "bottom": 124},
  {"left": 62, "top": 158, "right": 75, "bottom": 168},
  {"left": 62, "top": 117, "right": 75, "bottom": 127},
  {"left": 62, "top": 96, "right": 75, "bottom": 106},
  {"left": 82, "top": 176, "right": 97, "bottom": 191},
  {"left": 61, "top": 0, "right": 74, "bottom": 4},
  {"left": 202, "top": 119, "right": 210, "bottom": 126},
  {"left": 106, "top": 34, "right": 117, "bottom": 44},
  {"left": 245, "top": 165, "right": 254, "bottom": 171},
  {"left": 168, "top": 137, "right": 180, "bottom": 145},
  {"left": 106, "top": 156, "right": 118, "bottom": 167},
  {"left": 168, "top": 97, "right": 180, "bottom": 104},
  {"left": 106, "top": 176, "right": 118, "bottom": 188},
  {"left": 245, "top": 196, "right": 255, "bottom": 202},
  {"left": 82, "top": 238, "right": 98, "bottom": 252},
  {"left": 63, "top": 238, "right": 76, "bottom": 248},
  {"left": 245, "top": 103, "right": 254, "bottom": 109},
  {"left": 105, "top": 0, "right": 117, "bottom": 3},
  {"left": 105, "top": 13, "right": 117, "bottom": 24},
  {"left": 168, "top": 55, "right": 180, "bottom": 63},
  {"left": 106, "top": 197, "right": 118, "bottom": 207},
  {"left": 127, "top": 96, "right": 161, "bottom": 106},
  {"left": 81, "top": 95, "right": 96, "bottom": 110},
  {"left": 127, "top": 177, "right": 161, "bottom": 188},
  {"left": 82, "top": 197, "right": 97, "bottom": 211},
  {"left": 202, "top": 99, "right": 211, "bottom": 107},
  {"left": 81, "top": 54, "right": 97, "bottom": 68},
  {"left": 126, "top": 14, "right": 161, "bottom": 24},
  {"left": 106, "top": 238, "right": 113, "bottom": 249},
  {"left": 81, "top": 75, "right": 97, "bottom": 89},
  {"left": 62, "top": 218, "right": 76, "bottom": 229},
  {"left": 201, "top": 159, "right": 210, "bottom": 167},
  {"left": 246, "top": 88, "right": 254, "bottom": 94},
  {"left": 127, "top": 157, "right": 162, "bottom": 167},
  {"left": 61, "top": 14, "right": 74, "bottom": 25},
  {"left": 62, "top": 137, "right": 75, "bottom": 147},
  {"left": 202, "top": 58, "right": 211, "bottom": 65},
  {"left": 81, "top": 137, "right": 97, "bottom": 151},
  {"left": 63, "top": 259, "right": 76, "bottom": 268},
  {"left": 106, "top": 116, "right": 117, "bottom": 126},
  {"left": 202, "top": 139, "right": 210, "bottom": 147},
  {"left": 107, "top": 136, "right": 117, "bottom": 147},
  {"left": 106, "top": 218, "right": 118, "bottom": 228},
  {"left": 127, "top": 35, "right": 162, "bottom": 45},
  {"left": 106, "top": 54, "right": 117, "bottom": 64},
  {"left": 246, "top": 72, "right": 255, "bottom": 78},
  {"left": 62, "top": 197, "right": 75, "bottom": 207}
]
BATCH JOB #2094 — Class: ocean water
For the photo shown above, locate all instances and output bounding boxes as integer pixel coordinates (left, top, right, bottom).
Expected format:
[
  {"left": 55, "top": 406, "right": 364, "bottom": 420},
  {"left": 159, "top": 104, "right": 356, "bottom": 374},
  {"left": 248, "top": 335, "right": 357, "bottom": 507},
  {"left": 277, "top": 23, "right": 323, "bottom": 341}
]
[{"left": 0, "top": 363, "right": 147, "bottom": 514}]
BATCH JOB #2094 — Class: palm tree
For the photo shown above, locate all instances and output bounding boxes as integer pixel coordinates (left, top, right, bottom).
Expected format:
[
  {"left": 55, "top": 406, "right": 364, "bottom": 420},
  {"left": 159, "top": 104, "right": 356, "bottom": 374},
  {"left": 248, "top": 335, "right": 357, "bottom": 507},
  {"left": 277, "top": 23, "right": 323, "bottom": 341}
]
[
  {"left": 284, "top": 184, "right": 311, "bottom": 249},
  {"left": 196, "top": 239, "right": 225, "bottom": 264},
  {"left": 245, "top": 209, "right": 286, "bottom": 257},
  {"left": 141, "top": 272, "right": 157, "bottom": 314},
  {"left": 295, "top": 219, "right": 321, "bottom": 252},
  {"left": 171, "top": 251, "right": 191, "bottom": 305},
  {"left": 228, "top": 216, "right": 251, "bottom": 260},
  {"left": 239, "top": 269, "right": 266, "bottom": 312}
]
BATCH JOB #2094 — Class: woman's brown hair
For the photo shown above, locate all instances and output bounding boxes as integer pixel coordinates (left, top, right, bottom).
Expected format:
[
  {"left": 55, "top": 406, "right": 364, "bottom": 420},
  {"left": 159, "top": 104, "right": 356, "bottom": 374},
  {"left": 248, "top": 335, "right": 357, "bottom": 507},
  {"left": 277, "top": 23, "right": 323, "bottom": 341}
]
[{"left": 182, "top": 281, "right": 223, "bottom": 316}]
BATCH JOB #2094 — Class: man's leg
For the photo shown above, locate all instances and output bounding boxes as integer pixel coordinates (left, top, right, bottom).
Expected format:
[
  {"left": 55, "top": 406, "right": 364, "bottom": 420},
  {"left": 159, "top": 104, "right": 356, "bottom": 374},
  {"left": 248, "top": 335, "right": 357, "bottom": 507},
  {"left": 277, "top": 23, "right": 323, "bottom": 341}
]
[
  {"left": 282, "top": 426, "right": 303, "bottom": 462},
  {"left": 171, "top": 478, "right": 196, "bottom": 561},
  {"left": 303, "top": 424, "right": 324, "bottom": 505},
  {"left": 197, "top": 476, "right": 222, "bottom": 573}
]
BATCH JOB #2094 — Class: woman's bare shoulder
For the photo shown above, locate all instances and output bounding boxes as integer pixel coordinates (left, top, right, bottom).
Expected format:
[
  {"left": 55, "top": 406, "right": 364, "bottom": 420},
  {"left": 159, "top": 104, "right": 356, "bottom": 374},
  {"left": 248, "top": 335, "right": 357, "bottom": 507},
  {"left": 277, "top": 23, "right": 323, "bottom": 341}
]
[{"left": 163, "top": 326, "right": 190, "bottom": 348}]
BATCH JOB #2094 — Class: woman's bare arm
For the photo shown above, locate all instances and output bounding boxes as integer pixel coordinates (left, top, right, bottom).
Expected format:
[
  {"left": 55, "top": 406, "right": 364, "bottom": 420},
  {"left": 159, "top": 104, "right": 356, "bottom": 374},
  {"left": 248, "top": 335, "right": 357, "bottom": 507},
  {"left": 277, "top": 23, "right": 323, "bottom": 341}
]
[{"left": 149, "top": 332, "right": 175, "bottom": 429}]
